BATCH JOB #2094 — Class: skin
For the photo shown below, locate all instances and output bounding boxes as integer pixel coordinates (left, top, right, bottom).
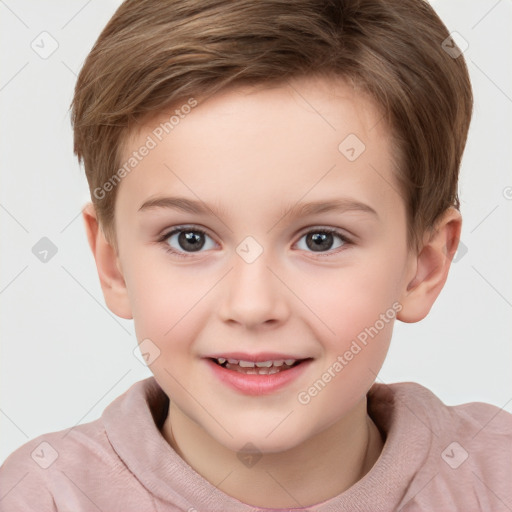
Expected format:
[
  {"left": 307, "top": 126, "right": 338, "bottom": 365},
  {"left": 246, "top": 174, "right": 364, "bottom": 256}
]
[{"left": 83, "top": 75, "right": 461, "bottom": 508}]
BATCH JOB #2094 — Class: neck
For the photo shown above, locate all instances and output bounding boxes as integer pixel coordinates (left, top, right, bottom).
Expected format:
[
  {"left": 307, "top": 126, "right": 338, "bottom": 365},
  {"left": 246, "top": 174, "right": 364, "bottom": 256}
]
[{"left": 162, "top": 398, "right": 384, "bottom": 508}]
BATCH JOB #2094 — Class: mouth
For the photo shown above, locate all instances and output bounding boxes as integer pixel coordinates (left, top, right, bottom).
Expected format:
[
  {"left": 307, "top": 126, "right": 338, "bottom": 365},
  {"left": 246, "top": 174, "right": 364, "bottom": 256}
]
[
  {"left": 209, "top": 357, "right": 307, "bottom": 375},
  {"left": 204, "top": 351, "right": 314, "bottom": 395}
]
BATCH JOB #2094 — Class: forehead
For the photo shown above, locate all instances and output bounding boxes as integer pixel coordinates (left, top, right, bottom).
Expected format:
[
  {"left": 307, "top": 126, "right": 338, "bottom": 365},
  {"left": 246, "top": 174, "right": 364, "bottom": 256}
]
[{"left": 115, "top": 75, "right": 402, "bottom": 226}]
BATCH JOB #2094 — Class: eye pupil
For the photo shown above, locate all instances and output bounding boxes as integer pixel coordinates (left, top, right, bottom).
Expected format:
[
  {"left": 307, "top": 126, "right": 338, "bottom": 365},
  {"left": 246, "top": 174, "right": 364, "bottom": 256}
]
[
  {"left": 179, "top": 231, "right": 205, "bottom": 251},
  {"left": 307, "top": 232, "right": 333, "bottom": 252}
]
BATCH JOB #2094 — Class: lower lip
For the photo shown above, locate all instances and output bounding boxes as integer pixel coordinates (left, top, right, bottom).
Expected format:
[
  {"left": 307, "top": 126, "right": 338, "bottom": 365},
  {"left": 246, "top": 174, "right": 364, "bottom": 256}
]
[{"left": 205, "top": 358, "right": 312, "bottom": 396}]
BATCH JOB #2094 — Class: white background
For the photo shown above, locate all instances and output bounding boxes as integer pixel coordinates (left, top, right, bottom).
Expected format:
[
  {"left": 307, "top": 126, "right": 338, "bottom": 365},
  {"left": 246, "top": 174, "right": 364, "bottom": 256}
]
[{"left": 1, "top": 0, "right": 511, "bottom": 464}]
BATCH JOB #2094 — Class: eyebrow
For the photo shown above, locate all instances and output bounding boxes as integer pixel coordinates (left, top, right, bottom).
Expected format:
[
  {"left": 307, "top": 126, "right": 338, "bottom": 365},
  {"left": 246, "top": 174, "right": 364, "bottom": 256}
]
[{"left": 138, "top": 196, "right": 378, "bottom": 219}]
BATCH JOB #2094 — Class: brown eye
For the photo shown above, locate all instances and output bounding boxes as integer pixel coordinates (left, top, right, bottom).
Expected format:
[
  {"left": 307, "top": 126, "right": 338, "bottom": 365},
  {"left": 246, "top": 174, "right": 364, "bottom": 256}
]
[
  {"left": 296, "top": 229, "right": 349, "bottom": 254},
  {"left": 177, "top": 231, "right": 205, "bottom": 252},
  {"left": 161, "top": 227, "right": 216, "bottom": 256},
  {"left": 306, "top": 232, "right": 335, "bottom": 252}
]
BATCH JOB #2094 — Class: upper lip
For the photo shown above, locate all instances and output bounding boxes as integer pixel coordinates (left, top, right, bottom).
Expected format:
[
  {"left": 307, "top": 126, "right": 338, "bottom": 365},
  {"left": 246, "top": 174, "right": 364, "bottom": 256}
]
[{"left": 205, "top": 352, "right": 310, "bottom": 362}]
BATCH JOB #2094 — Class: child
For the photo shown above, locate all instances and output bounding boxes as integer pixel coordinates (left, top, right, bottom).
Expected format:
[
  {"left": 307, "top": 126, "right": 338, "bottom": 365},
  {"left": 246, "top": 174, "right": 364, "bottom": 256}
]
[{"left": 1, "top": 0, "right": 511, "bottom": 510}]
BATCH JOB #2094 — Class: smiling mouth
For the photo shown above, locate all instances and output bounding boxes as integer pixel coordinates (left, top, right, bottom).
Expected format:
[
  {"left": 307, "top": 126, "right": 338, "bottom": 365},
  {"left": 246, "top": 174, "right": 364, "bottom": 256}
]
[{"left": 210, "top": 357, "right": 308, "bottom": 375}]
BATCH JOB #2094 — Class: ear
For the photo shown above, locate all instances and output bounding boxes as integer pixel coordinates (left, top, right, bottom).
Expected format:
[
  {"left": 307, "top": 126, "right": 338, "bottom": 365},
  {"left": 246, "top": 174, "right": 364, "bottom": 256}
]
[
  {"left": 82, "top": 202, "right": 133, "bottom": 320},
  {"left": 397, "top": 207, "right": 462, "bottom": 323}
]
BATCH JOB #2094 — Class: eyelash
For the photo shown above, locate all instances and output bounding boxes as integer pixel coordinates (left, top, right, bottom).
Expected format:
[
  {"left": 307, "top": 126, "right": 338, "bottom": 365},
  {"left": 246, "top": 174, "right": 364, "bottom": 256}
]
[{"left": 157, "top": 225, "right": 353, "bottom": 259}]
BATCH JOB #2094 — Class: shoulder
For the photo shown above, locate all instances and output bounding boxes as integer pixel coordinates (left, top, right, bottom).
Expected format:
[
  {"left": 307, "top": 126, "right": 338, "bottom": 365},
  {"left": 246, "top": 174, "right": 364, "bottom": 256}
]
[
  {"left": 0, "top": 417, "right": 115, "bottom": 511},
  {"left": 0, "top": 379, "right": 158, "bottom": 511},
  {"left": 0, "top": 420, "right": 106, "bottom": 511},
  {"left": 376, "top": 382, "right": 512, "bottom": 511},
  {"left": 382, "top": 380, "right": 512, "bottom": 443},
  {"left": 383, "top": 381, "right": 512, "bottom": 463}
]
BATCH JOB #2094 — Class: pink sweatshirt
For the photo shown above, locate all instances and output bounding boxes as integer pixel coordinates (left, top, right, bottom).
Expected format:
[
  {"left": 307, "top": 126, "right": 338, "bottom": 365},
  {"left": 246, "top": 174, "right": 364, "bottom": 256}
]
[{"left": 1, "top": 377, "right": 511, "bottom": 511}]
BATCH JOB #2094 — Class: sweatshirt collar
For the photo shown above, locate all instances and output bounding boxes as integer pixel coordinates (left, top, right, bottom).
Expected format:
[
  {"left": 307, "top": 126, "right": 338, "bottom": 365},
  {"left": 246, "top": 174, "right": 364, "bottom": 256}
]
[{"left": 103, "top": 377, "right": 434, "bottom": 511}]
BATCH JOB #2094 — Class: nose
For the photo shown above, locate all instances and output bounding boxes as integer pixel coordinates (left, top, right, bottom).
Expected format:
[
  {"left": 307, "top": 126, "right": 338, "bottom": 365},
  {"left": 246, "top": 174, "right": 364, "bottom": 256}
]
[{"left": 217, "top": 250, "right": 290, "bottom": 329}]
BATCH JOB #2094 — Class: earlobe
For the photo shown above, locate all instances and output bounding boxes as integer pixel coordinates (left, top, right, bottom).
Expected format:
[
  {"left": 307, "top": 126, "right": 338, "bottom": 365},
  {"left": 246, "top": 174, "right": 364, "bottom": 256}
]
[
  {"left": 82, "top": 202, "right": 133, "bottom": 320},
  {"left": 397, "top": 208, "right": 462, "bottom": 323}
]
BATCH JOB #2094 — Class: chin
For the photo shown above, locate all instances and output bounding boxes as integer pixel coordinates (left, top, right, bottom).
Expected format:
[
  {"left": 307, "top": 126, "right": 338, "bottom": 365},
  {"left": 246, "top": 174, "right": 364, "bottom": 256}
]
[{"left": 209, "top": 419, "right": 309, "bottom": 455}]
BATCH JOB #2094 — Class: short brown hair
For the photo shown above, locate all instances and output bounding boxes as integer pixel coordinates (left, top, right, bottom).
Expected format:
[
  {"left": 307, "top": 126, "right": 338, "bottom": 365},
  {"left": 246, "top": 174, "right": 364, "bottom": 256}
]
[{"left": 71, "top": 0, "right": 473, "bottom": 252}]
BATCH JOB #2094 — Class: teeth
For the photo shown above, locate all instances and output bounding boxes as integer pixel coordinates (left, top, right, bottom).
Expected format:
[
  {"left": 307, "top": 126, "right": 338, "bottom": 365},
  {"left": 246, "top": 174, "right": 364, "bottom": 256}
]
[
  {"left": 216, "top": 358, "right": 297, "bottom": 368},
  {"left": 217, "top": 357, "right": 302, "bottom": 375},
  {"left": 255, "top": 361, "right": 273, "bottom": 368}
]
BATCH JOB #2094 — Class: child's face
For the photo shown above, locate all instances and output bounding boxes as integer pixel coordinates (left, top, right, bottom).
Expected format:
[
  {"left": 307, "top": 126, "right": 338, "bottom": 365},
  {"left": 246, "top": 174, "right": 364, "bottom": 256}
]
[{"left": 113, "top": 76, "right": 416, "bottom": 453}]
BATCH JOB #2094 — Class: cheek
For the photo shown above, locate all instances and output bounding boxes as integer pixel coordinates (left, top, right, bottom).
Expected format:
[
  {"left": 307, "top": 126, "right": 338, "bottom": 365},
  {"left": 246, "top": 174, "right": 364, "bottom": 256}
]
[
  {"left": 289, "top": 257, "right": 401, "bottom": 405},
  {"left": 294, "top": 269, "right": 398, "bottom": 423},
  {"left": 294, "top": 258, "right": 403, "bottom": 339},
  {"left": 124, "top": 255, "right": 212, "bottom": 351}
]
